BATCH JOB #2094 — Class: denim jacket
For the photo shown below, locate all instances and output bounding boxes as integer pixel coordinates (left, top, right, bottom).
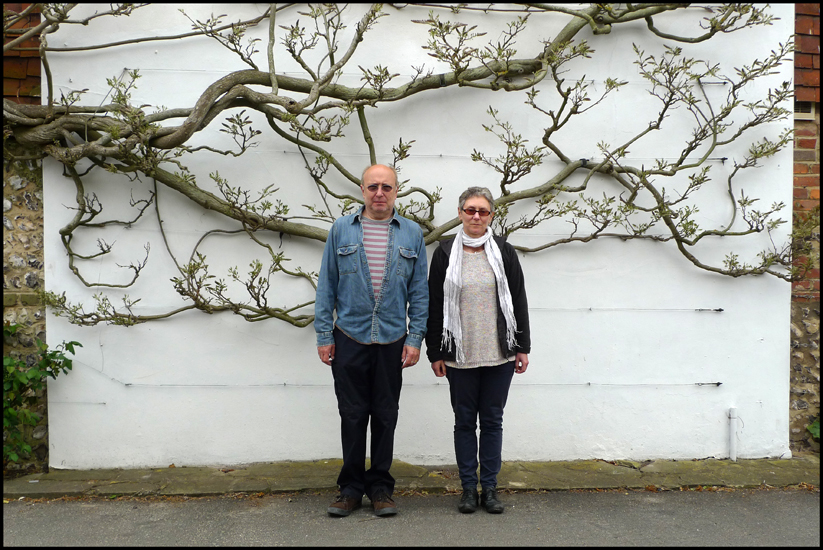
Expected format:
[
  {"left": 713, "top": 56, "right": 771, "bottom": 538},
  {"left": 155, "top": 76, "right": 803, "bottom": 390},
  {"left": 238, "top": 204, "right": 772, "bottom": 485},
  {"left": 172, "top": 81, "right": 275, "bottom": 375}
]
[{"left": 315, "top": 207, "right": 429, "bottom": 349}]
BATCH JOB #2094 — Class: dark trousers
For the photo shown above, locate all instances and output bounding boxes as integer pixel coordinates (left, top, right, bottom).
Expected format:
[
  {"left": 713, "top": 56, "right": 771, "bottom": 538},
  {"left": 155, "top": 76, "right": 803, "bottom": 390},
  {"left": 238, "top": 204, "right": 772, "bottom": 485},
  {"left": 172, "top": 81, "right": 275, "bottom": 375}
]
[
  {"left": 331, "top": 327, "right": 404, "bottom": 499},
  {"left": 446, "top": 361, "right": 515, "bottom": 490}
]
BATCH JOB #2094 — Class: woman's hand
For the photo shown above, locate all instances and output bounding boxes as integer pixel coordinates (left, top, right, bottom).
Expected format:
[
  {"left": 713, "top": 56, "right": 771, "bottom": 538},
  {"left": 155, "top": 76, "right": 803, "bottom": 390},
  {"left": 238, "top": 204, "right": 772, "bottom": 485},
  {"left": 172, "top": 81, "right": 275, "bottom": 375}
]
[
  {"left": 431, "top": 360, "right": 447, "bottom": 377},
  {"left": 514, "top": 353, "right": 529, "bottom": 374}
]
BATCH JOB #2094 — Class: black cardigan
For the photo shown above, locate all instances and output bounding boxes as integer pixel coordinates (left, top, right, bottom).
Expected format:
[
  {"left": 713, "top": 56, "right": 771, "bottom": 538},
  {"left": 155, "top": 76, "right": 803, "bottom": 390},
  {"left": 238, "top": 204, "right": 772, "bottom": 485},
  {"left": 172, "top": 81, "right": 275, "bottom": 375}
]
[{"left": 425, "top": 235, "right": 531, "bottom": 363}]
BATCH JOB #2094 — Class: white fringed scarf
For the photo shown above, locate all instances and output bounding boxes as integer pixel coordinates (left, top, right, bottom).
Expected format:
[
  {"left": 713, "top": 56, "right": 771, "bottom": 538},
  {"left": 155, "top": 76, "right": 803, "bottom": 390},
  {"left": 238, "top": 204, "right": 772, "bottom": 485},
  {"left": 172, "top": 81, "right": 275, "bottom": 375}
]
[{"left": 442, "top": 227, "right": 517, "bottom": 365}]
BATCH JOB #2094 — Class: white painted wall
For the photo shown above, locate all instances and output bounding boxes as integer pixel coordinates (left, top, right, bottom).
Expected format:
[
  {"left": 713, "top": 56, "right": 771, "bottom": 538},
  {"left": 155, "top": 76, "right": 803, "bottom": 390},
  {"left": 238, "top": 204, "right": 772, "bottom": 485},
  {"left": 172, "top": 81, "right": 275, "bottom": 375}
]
[{"left": 44, "top": 4, "right": 794, "bottom": 468}]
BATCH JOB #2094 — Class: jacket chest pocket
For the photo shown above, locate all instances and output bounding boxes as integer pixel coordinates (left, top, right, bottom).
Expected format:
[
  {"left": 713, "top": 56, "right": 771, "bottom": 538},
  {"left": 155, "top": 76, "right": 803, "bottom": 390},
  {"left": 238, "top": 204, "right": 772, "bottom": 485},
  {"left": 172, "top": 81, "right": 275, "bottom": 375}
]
[
  {"left": 396, "top": 247, "right": 418, "bottom": 279},
  {"left": 337, "top": 245, "right": 358, "bottom": 275}
]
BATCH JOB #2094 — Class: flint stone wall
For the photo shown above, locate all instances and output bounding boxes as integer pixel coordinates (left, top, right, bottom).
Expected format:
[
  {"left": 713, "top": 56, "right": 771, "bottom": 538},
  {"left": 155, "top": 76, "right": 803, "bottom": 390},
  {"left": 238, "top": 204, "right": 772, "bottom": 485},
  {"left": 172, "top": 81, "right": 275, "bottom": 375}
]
[
  {"left": 790, "top": 303, "right": 821, "bottom": 452},
  {"left": 3, "top": 158, "right": 48, "bottom": 472}
]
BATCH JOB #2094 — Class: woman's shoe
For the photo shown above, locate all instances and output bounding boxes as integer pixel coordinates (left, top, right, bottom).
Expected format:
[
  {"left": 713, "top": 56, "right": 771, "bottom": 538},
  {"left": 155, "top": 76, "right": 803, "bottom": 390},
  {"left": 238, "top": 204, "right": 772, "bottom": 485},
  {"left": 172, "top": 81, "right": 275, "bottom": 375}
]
[
  {"left": 458, "top": 488, "right": 479, "bottom": 513},
  {"left": 480, "top": 487, "right": 504, "bottom": 514}
]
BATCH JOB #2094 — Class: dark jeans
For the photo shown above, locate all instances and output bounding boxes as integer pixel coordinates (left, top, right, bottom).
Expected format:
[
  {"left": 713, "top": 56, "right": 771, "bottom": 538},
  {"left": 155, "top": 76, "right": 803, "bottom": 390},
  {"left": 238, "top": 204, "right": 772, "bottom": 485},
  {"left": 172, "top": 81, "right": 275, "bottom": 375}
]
[
  {"left": 331, "top": 327, "right": 404, "bottom": 500},
  {"left": 446, "top": 361, "right": 515, "bottom": 490}
]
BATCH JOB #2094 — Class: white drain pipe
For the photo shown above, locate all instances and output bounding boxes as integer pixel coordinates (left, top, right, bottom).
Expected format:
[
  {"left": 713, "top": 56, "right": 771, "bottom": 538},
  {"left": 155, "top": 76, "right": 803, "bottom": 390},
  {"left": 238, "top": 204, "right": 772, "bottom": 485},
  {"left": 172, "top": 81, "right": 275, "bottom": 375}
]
[{"left": 729, "top": 407, "right": 738, "bottom": 462}]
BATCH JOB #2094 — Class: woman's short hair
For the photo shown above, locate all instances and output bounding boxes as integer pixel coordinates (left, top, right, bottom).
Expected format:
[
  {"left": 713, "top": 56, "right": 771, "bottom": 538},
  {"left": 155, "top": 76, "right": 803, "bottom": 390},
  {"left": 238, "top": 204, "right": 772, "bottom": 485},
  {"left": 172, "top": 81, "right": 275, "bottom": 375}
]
[{"left": 458, "top": 187, "right": 495, "bottom": 213}]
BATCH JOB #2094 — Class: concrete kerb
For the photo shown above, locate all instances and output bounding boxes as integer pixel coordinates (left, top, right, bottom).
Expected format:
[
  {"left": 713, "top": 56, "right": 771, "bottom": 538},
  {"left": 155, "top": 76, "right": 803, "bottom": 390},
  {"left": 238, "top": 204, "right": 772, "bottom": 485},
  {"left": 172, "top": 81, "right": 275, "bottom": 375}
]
[
  {"left": 2, "top": 455, "right": 819, "bottom": 500},
  {"left": 499, "top": 461, "right": 646, "bottom": 491}
]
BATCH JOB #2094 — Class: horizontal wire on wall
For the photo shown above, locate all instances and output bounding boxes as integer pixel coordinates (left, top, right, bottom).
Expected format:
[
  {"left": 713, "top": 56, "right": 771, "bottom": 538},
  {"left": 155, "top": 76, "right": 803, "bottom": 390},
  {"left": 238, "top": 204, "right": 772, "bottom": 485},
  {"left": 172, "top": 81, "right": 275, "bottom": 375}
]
[
  {"left": 260, "top": 149, "right": 732, "bottom": 163},
  {"left": 531, "top": 307, "right": 725, "bottom": 312},
  {"left": 129, "top": 68, "right": 729, "bottom": 87},
  {"left": 68, "top": 362, "right": 721, "bottom": 390}
]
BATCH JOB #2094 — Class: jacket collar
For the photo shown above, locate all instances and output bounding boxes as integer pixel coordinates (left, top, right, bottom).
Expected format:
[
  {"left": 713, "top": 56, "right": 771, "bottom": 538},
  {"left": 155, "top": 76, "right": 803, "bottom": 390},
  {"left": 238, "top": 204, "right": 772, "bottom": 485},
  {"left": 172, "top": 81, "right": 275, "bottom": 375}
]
[{"left": 352, "top": 206, "right": 400, "bottom": 225}]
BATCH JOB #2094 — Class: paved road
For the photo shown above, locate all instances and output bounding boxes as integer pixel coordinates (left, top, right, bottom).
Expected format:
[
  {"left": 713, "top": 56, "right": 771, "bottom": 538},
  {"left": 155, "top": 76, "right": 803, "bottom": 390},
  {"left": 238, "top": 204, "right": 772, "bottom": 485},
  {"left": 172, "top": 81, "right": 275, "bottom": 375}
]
[{"left": 4, "top": 488, "right": 819, "bottom": 546}]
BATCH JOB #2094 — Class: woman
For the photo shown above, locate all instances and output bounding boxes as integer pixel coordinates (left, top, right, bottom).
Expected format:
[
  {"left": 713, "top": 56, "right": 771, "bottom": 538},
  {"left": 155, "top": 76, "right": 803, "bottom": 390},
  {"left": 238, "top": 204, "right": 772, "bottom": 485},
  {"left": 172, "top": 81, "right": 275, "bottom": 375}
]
[{"left": 426, "top": 186, "right": 530, "bottom": 514}]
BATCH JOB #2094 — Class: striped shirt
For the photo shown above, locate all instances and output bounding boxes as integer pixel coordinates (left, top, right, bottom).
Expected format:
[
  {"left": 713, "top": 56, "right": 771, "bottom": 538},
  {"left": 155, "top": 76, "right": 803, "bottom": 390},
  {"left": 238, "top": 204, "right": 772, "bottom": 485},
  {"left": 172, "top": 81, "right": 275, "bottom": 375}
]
[{"left": 361, "top": 216, "right": 391, "bottom": 298}]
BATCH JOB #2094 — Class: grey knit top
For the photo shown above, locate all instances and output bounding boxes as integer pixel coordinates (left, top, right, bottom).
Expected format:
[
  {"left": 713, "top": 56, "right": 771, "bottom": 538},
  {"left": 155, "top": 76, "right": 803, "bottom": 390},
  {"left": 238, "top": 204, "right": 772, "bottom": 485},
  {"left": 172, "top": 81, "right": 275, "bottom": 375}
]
[{"left": 444, "top": 250, "right": 515, "bottom": 369}]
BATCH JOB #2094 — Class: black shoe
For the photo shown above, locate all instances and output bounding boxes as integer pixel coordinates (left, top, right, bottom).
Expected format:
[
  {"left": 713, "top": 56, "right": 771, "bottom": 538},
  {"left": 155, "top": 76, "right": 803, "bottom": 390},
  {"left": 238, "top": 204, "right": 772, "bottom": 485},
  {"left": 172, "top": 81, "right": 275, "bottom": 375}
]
[
  {"left": 481, "top": 487, "right": 504, "bottom": 514},
  {"left": 458, "top": 488, "right": 479, "bottom": 513}
]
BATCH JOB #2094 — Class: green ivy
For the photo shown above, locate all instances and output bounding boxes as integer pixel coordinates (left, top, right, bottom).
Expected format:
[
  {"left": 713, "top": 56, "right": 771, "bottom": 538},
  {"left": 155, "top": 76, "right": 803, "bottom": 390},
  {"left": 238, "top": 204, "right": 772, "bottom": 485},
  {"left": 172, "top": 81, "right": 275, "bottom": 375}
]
[
  {"left": 808, "top": 418, "right": 820, "bottom": 442},
  {"left": 3, "top": 323, "right": 81, "bottom": 464}
]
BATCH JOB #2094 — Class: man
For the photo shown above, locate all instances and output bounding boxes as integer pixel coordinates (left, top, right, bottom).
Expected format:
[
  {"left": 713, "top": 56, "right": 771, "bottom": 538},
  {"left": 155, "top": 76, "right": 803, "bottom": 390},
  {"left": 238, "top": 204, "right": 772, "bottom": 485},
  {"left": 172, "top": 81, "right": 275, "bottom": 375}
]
[{"left": 315, "top": 164, "right": 428, "bottom": 517}]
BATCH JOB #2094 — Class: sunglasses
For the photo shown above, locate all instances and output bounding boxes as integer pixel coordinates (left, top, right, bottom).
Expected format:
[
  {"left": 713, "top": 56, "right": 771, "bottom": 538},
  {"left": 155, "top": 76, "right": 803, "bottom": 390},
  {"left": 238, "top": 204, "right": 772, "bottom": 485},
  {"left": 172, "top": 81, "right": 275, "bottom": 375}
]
[
  {"left": 364, "top": 184, "right": 396, "bottom": 194},
  {"left": 461, "top": 207, "right": 492, "bottom": 218}
]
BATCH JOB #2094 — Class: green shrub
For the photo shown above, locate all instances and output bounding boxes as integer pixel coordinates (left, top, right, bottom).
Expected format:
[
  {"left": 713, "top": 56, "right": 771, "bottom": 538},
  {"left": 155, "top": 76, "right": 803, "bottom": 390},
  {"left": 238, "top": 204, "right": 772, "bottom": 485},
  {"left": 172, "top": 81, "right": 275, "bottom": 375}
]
[{"left": 3, "top": 323, "right": 81, "bottom": 463}]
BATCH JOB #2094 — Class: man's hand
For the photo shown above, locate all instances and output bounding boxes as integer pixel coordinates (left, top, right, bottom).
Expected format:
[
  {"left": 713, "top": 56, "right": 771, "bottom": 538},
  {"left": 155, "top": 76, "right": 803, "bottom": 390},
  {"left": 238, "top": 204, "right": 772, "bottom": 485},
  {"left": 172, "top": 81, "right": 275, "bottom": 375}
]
[
  {"left": 431, "top": 360, "right": 447, "bottom": 377},
  {"left": 401, "top": 346, "right": 420, "bottom": 369},
  {"left": 318, "top": 344, "right": 335, "bottom": 366}
]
